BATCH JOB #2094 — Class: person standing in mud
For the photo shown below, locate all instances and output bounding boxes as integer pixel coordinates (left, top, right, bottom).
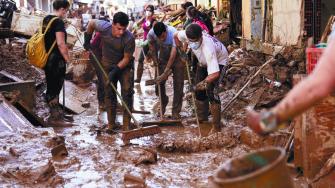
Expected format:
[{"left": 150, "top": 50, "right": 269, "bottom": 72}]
[
  {"left": 89, "top": 18, "right": 110, "bottom": 117},
  {"left": 84, "top": 12, "right": 135, "bottom": 131},
  {"left": 147, "top": 22, "right": 184, "bottom": 119},
  {"left": 174, "top": 24, "right": 229, "bottom": 133},
  {"left": 133, "top": 5, "right": 156, "bottom": 83},
  {"left": 43, "top": 0, "right": 71, "bottom": 123}
]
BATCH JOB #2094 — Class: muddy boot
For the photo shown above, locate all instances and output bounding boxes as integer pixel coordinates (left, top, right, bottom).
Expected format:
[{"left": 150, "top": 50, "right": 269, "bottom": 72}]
[
  {"left": 106, "top": 108, "right": 117, "bottom": 132},
  {"left": 209, "top": 103, "right": 222, "bottom": 134},
  {"left": 123, "top": 114, "right": 131, "bottom": 131},
  {"left": 134, "top": 63, "right": 144, "bottom": 83},
  {"left": 48, "top": 106, "right": 74, "bottom": 126},
  {"left": 161, "top": 96, "right": 169, "bottom": 116},
  {"left": 195, "top": 100, "right": 209, "bottom": 122},
  {"left": 48, "top": 106, "right": 62, "bottom": 122},
  {"left": 171, "top": 112, "right": 181, "bottom": 120}
]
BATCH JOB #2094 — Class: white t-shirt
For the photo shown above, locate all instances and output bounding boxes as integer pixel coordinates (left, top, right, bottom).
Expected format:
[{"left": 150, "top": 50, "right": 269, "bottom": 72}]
[{"left": 177, "top": 31, "right": 228, "bottom": 74}]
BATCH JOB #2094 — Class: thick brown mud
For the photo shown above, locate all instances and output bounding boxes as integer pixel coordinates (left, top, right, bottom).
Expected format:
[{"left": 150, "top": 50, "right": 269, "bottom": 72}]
[{"left": 1, "top": 39, "right": 306, "bottom": 187}]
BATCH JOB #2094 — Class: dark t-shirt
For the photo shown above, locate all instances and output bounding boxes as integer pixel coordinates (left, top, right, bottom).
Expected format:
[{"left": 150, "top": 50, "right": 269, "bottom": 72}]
[
  {"left": 93, "top": 20, "right": 135, "bottom": 67},
  {"left": 42, "top": 15, "right": 67, "bottom": 57}
]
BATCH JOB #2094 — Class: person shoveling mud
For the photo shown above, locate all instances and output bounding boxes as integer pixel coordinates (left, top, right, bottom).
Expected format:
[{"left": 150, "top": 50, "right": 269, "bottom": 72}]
[
  {"left": 174, "top": 24, "right": 229, "bottom": 134},
  {"left": 147, "top": 22, "right": 185, "bottom": 120},
  {"left": 84, "top": 12, "right": 135, "bottom": 132}
]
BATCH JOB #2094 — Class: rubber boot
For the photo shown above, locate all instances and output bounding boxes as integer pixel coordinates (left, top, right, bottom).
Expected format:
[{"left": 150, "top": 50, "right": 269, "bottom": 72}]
[
  {"left": 195, "top": 100, "right": 209, "bottom": 122},
  {"left": 209, "top": 103, "right": 222, "bottom": 134},
  {"left": 161, "top": 96, "right": 169, "bottom": 116},
  {"left": 123, "top": 114, "right": 131, "bottom": 131},
  {"left": 134, "top": 62, "right": 144, "bottom": 83},
  {"left": 106, "top": 108, "right": 117, "bottom": 131},
  {"left": 48, "top": 105, "right": 74, "bottom": 126},
  {"left": 48, "top": 106, "right": 62, "bottom": 122}
]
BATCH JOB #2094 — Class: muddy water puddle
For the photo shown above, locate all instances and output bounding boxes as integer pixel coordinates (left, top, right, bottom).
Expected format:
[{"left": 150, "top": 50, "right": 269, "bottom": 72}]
[{"left": 0, "top": 64, "right": 250, "bottom": 187}]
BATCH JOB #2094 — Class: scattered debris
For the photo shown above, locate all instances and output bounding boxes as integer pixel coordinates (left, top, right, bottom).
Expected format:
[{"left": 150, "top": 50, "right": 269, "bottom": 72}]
[
  {"left": 81, "top": 102, "right": 90, "bottom": 108},
  {"left": 9, "top": 147, "right": 19, "bottom": 158},
  {"left": 116, "top": 147, "right": 157, "bottom": 165},
  {"left": 51, "top": 144, "right": 68, "bottom": 158},
  {"left": 35, "top": 161, "right": 57, "bottom": 183},
  {"left": 124, "top": 173, "right": 146, "bottom": 188}
]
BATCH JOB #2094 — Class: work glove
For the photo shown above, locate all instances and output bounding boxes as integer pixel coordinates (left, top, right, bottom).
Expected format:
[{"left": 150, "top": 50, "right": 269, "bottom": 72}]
[
  {"left": 246, "top": 108, "right": 280, "bottom": 136},
  {"left": 195, "top": 80, "right": 208, "bottom": 91},
  {"left": 83, "top": 32, "right": 92, "bottom": 50},
  {"left": 108, "top": 65, "right": 121, "bottom": 83},
  {"left": 140, "top": 40, "right": 149, "bottom": 47},
  {"left": 156, "top": 68, "right": 172, "bottom": 84}
]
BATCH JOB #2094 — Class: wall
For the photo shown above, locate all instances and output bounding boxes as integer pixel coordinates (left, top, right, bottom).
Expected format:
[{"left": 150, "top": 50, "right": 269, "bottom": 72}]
[
  {"left": 242, "top": 0, "right": 251, "bottom": 40},
  {"left": 242, "top": 0, "right": 304, "bottom": 48},
  {"left": 272, "top": 0, "right": 303, "bottom": 46}
]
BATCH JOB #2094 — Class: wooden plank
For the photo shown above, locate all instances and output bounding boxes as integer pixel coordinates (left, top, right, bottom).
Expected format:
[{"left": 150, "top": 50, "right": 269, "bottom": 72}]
[
  {"left": 59, "top": 80, "right": 87, "bottom": 114},
  {"left": 292, "top": 75, "right": 305, "bottom": 169}
]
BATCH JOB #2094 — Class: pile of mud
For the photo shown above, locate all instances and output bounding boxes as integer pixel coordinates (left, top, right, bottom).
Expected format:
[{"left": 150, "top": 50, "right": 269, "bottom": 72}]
[{"left": 157, "top": 130, "right": 239, "bottom": 153}]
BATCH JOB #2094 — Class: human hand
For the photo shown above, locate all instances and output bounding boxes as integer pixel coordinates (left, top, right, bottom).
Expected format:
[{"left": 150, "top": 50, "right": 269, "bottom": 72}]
[
  {"left": 156, "top": 69, "right": 172, "bottom": 84},
  {"left": 246, "top": 108, "right": 279, "bottom": 136},
  {"left": 195, "top": 80, "right": 208, "bottom": 91}
]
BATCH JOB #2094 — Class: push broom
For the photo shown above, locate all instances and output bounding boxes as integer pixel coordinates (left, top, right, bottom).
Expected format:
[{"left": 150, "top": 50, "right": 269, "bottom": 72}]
[{"left": 74, "top": 31, "right": 161, "bottom": 143}]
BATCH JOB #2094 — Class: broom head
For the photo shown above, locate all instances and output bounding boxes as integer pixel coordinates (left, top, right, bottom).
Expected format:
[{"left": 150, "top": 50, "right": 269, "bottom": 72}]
[{"left": 121, "top": 125, "right": 161, "bottom": 143}]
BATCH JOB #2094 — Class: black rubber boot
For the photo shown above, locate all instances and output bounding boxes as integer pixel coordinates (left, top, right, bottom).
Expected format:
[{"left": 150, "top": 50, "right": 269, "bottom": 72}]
[
  {"left": 195, "top": 100, "right": 209, "bottom": 122},
  {"left": 209, "top": 103, "right": 222, "bottom": 134},
  {"left": 134, "top": 62, "right": 144, "bottom": 83}
]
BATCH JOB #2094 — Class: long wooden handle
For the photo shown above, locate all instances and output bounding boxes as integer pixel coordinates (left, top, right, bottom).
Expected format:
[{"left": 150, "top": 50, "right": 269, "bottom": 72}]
[
  {"left": 179, "top": 49, "right": 201, "bottom": 137},
  {"left": 74, "top": 30, "right": 140, "bottom": 127}
]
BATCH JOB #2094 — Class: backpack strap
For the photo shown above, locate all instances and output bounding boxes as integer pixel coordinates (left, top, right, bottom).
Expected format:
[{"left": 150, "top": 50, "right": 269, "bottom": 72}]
[
  {"left": 43, "top": 17, "right": 59, "bottom": 34},
  {"left": 43, "top": 17, "right": 60, "bottom": 57}
]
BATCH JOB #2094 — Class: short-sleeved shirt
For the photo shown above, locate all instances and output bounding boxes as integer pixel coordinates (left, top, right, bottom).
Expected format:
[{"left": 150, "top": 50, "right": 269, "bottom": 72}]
[
  {"left": 147, "top": 25, "right": 176, "bottom": 47},
  {"left": 93, "top": 20, "right": 135, "bottom": 66},
  {"left": 177, "top": 31, "right": 228, "bottom": 74},
  {"left": 43, "top": 15, "right": 67, "bottom": 57}
]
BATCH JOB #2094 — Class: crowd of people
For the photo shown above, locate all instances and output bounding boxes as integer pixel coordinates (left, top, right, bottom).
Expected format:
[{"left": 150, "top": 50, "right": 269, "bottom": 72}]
[
  {"left": 42, "top": 0, "right": 335, "bottom": 137},
  {"left": 41, "top": 0, "right": 229, "bottom": 134}
]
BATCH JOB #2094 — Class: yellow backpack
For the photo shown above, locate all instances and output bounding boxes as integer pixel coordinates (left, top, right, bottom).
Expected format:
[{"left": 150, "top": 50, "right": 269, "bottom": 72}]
[{"left": 26, "top": 17, "right": 58, "bottom": 69}]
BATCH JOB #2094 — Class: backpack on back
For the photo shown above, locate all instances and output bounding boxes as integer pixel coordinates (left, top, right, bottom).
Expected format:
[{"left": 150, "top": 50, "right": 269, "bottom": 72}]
[{"left": 26, "top": 17, "right": 58, "bottom": 69}]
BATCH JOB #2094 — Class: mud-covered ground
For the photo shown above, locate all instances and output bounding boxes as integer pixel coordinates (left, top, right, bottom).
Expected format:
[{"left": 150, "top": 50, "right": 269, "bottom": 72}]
[{"left": 0, "top": 38, "right": 304, "bottom": 187}]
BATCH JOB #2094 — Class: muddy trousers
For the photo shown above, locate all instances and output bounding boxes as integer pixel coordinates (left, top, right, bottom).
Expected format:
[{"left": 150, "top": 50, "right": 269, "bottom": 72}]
[
  {"left": 135, "top": 44, "right": 149, "bottom": 82},
  {"left": 44, "top": 52, "right": 66, "bottom": 103},
  {"left": 90, "top": 50, "right": 104, "bottom": 106},
  {"left": 155, "top": 59, "right": 184, "bottom": 116},
  {"left": 195, "top": 65, "right": 224, "bottom": 131},
  {"left": 104, "top": 66, "right": 134, "bottom": 130}
]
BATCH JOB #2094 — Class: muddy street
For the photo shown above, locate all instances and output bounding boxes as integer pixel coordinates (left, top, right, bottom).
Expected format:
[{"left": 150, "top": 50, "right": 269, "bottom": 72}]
[
  {"left": 0, "top": 39, "right": 253, "bottom": 187},
  {"left": 2, "top": 0, "right": 335, "bottom": 186}
]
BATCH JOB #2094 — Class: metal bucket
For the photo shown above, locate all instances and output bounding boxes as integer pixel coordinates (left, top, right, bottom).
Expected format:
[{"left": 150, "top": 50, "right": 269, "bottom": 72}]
[{"left": 212, "top": 147, "right": 294, "bottom": 188}]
